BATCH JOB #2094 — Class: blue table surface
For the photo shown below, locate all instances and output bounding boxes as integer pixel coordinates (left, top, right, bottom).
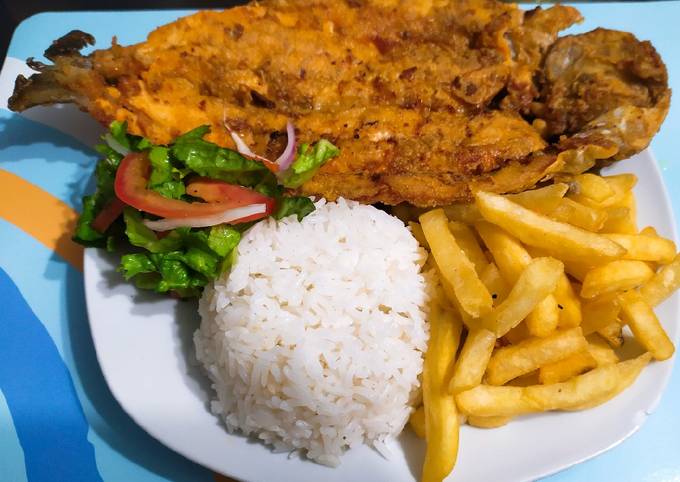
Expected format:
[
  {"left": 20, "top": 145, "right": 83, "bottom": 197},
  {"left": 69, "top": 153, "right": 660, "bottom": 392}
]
[{"left": 0, "top": 3, "right": 679, "bottom": 481}]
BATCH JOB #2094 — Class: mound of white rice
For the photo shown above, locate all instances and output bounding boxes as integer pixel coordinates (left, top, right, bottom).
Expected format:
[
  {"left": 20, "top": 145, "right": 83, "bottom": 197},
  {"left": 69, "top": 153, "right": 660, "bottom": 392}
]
[{"left": 194, "top": 198, "right": 429, "bottom": 466}]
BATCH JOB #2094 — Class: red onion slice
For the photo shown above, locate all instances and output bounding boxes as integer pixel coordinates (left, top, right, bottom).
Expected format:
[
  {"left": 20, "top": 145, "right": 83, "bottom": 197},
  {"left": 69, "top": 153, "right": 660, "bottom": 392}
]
[
  {"left": 142, "top": 203, "right": 268, "bottom": 231},
  {"left": 274, "top": 120, "right": 296, "bottom": 172},
  {"left": 224, "top": 118, "right": 295, "bottom": 173}
]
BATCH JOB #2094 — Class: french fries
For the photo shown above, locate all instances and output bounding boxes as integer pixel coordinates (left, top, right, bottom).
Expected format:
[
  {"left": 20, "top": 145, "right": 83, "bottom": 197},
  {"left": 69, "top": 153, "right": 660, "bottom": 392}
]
[
  {"left": 466, "top": 415, "right": 512, "bottom": 429},
  {"left": 479, "top": 263, "right": 509, "bottom": 304},
  {"left": 409, "top": 222, "right": 429, "bottom": 249},
  {"left": 569, "top": 173, "right": 614, "bottom": 203},
  {"left": 618, "top": 291, "right": 675, "bottom": 361},
  {"left": 580, "top": 260, "right": 654, "bottom": 299},
  {"left": 421, "top": 304, "right": 462, "bottom": 482},
  {"left": 409, "top": 406, "right": 426, "bottom": 439},
  {"left": 482, "top": 257, "right": 563, "bottom": 336},
  {"left": 413, "top": 170, "right": 677, "bottom": 482},
  {"left": 420, "top": 209, "right": 492, "bottom": 318},
  {"left": 597, "top": 321, "right": 624, "bottom": 348},
  {"left": 475, "top": 220, "right": 531, "bottom": 283},
  {"left": 450, "top": 328, "right": 496, "bottom": 394},
  {"left": 600, "top": 191, "right": 638, "bottom": 234},
  {"left": 456, "top": 354, "right": 651, "bottom": 417},
  {"left": 527, "top": 353, "right": 651, "bottom": 411},
  {"left": 486, "top": 328, "right": 588, "bottom": 385},
  {"left": 448, "top": 221, "right": 488, "bottom": 275},
  {"left": 554, "top": 274, "right": 582, "bottom": 328},
  {"left": 586, "top": 334, "right": 620, "bottom": 366},
  {"left": 505, "top": 183, "right": 569, "bottom": 214},
  {"left": 599, "top": 206, "right": 634, "bottom": 234},
  {"left": 526, "top": 295, "right": 560, "bottom": 337},
  {"left": 550, "top": 198, "right": 608, "bottom": 232},
  {"left": 538, "top": 350, "right": 597, "bottom": 385},
  {"left": 442, "top": 203, "right": 482, "bottom": 224},
  {"left": 475, "top": 222, "right": 561, "bottom": 336},
  {"left": 641, "top": 253, "right": 680, "bottom": 307},
  {"left": 475, "top": 191, "right": 626, "bottom": 261},
  {"left": 580, "top": 296, "right": 621, "bottom": 335},
  {"left": 603, "top": 233, "right": 676, "bottom": 264}
]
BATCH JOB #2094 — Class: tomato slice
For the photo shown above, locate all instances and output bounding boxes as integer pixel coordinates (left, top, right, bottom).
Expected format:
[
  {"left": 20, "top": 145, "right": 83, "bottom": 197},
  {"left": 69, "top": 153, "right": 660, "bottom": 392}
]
[
  {"left": 114, "top": 153, "right": 274, "bottom": 219},
  {"left": 91, "top": 197, "right": 125, "bottom": 233}
]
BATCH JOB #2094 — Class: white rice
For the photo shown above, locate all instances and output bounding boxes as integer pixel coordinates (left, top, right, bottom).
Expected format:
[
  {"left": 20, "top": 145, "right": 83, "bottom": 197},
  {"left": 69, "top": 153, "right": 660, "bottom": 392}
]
[{"left": 194, "top": 198, "right": 429, "bottom": 466}]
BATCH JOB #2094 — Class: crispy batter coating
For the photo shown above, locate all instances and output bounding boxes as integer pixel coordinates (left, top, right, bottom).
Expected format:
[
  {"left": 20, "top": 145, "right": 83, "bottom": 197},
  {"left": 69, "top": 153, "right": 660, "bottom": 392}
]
[{"left": 8, "top": 0, "right": 670, "bottom": 206}]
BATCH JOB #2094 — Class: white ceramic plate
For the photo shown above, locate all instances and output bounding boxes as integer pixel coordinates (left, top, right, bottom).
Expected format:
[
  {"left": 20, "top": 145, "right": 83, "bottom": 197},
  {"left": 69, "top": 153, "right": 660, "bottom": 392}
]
[{"left": 85, "top": 150, "right": 679, "bottom": 482}]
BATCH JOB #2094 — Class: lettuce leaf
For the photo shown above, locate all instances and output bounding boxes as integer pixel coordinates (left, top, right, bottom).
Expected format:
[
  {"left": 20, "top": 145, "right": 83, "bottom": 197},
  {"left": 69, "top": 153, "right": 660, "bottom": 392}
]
[
  {"left": 274, "top": 196, "right": 315, "bottom": 221},
  {"left": 104, "top": 120, "right": 152, "bottom": 154},
  {"left": 147, "top": 146, "right": 186, "bottom": 200},
  {"left": 171, "top": 125, "right": 269, "bottom": 186},
  {"left": 281, "top": 139, "right": 340, "bottom": 188},
  {"left": 123, "top": 208, "right": 184, "bottom": 253},
  {"left": 73, "top": 143, "right": 124, "bottom": 246}
]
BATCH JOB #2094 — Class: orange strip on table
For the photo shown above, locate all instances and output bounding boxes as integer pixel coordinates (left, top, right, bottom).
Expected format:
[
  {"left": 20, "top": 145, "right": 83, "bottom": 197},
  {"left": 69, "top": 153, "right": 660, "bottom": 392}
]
[{"left": 0, "top": 169, "right": 83, "bottom": 272}]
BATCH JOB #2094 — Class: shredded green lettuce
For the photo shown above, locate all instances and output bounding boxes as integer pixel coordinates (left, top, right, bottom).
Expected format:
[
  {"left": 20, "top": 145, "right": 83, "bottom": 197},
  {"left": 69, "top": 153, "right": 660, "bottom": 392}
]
[
  {"left": 171, "top": 126, "right": 269, "bottom": 187},
  {"left": 75, "top": 121, "right": 340, "bottom": 298},
  {"left": 147, "top": 146, "right": 186, "bottom": 200},
  {"left": 281, "top": 139, "right": 340, "bottom": 188},
  {"left": 274, "top": 196, "right": 315, "bottom": 221}
]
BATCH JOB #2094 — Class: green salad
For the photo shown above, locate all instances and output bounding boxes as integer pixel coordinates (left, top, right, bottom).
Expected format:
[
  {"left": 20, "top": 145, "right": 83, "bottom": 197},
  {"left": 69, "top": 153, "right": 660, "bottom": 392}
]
[{"left": 74, "top": 121, "right": 339, "bottom": 298}]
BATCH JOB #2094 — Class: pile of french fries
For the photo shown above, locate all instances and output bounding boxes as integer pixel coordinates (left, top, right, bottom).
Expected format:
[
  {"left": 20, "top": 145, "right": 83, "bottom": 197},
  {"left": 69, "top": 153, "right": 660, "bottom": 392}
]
[{"left": 404, "top": 173, "right": 678, "bottom": 482}]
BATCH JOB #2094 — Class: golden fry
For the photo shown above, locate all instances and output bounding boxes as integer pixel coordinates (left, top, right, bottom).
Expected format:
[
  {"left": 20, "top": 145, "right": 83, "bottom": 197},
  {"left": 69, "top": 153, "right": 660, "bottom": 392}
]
[
  {"left": 640, "top": 226, "right": 659, "bottom": 237},
  {"left": 479, "top": 262, "right": 510, "bottom": 304},
  {"left": 475, "top": 220, "right": 532, "bottom": 284},
  {"left": 475, "top": 222, "right": 560, "bottom": 335},
  {"left": 618, "top": 291, "right": 675, "bottom": 361},
  {"left": 466, "top": 415, "right": 512, "bottom": 429},
  {"left": 554, "top": 274, "right": 582, "bottom": 328},
  {"left": 483, "top": 257, "right": 563, "bottom": 336},
  {"left": 450, "top": 328, "right": 497, "bottom": 394},
  {"left": 538, "top": 350, "right": 597, "bottom": 384},
  {"left": 526, "top": 295, "right": 560, "bottom": 337},
  {"left": 600, "top": 192, "right": 637, "bottom": 234},
  {"left": 570, "top": 173, "right": 615, "bottom": 203},
  {"left": 597, "top": 321, "right": 624, "bottom": 348},
  {"left": 550, "top": 198, "right": 608, "bottom": 231},
  {"left": 504, "top": 322, "right": 530, "bottom": 345},
  {"left": 580, "top": 260, "right": 654, "bottom": 299},
  {"left": 449, "top": 221, "right": 488, "bottom": 275},
  {"left": 573, "top": 174, "right": 637, "bottom": 208},
  {"left": 505, "top": 183, "right": 569, "bottom": 214},
  {"left": 528, "top": 353, "right": 651, "bottom": 411},
  {"left": 586, "top": 334, "right": 620, "bottom": 366},
  {"left": 475, "top": 191, "right": 626, "bottom": 261},
  {"left": 604, "top": 174, "right": 638, "bottom": 198},
  {"left": 409, "top": 406, "right": 426, "bottom": 439},
  {"left": 580, "top": 296, "right": 621, "bottom": 335},
  {"left": 421, "top": 304, "right": 463, "bottom": 482},
  {"left": 640, "top": 253, "right": 680, "bottom": 307},
  {"left": 456, "top": 385, "right": 537, "bottom": 417},
  {"left": 486, "top": 327, "right": 588, "bottom": 385},
  {"left": 457, "top": 356, "right": 650, "bottom": 417},
  {"left": 603, "top": 233, "right": 676, "bottom": 264},
  {"left": 506, "top": 371, "right": 540, "bottom": 387},
  {"left": 409, "top": 222, "right": 429, "bottom": 250},
  {"left": 420, "top": 209, "right": 492, "bottom": 317},
  {"left": 442, "top": 203, "right": 482, "bottom": 225}
]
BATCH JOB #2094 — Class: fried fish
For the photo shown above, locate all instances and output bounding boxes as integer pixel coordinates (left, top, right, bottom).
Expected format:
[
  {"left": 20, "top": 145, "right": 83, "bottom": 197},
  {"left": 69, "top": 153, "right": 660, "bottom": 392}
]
[{"left": 8, "top": 0, "right": 670, "bottom": 206}]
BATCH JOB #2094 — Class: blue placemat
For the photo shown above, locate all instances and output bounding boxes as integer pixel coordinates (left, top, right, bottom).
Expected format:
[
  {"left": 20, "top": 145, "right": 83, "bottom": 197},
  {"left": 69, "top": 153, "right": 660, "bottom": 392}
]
[{"left": 0, "top": 4, "right": 678, "bottom": 481}]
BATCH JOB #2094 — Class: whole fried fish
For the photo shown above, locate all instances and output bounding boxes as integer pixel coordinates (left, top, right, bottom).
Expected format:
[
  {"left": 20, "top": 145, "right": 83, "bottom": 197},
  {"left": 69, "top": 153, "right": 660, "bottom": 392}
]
[{"left": 8, "top": 0, "right": 670, "bottom": 206}]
